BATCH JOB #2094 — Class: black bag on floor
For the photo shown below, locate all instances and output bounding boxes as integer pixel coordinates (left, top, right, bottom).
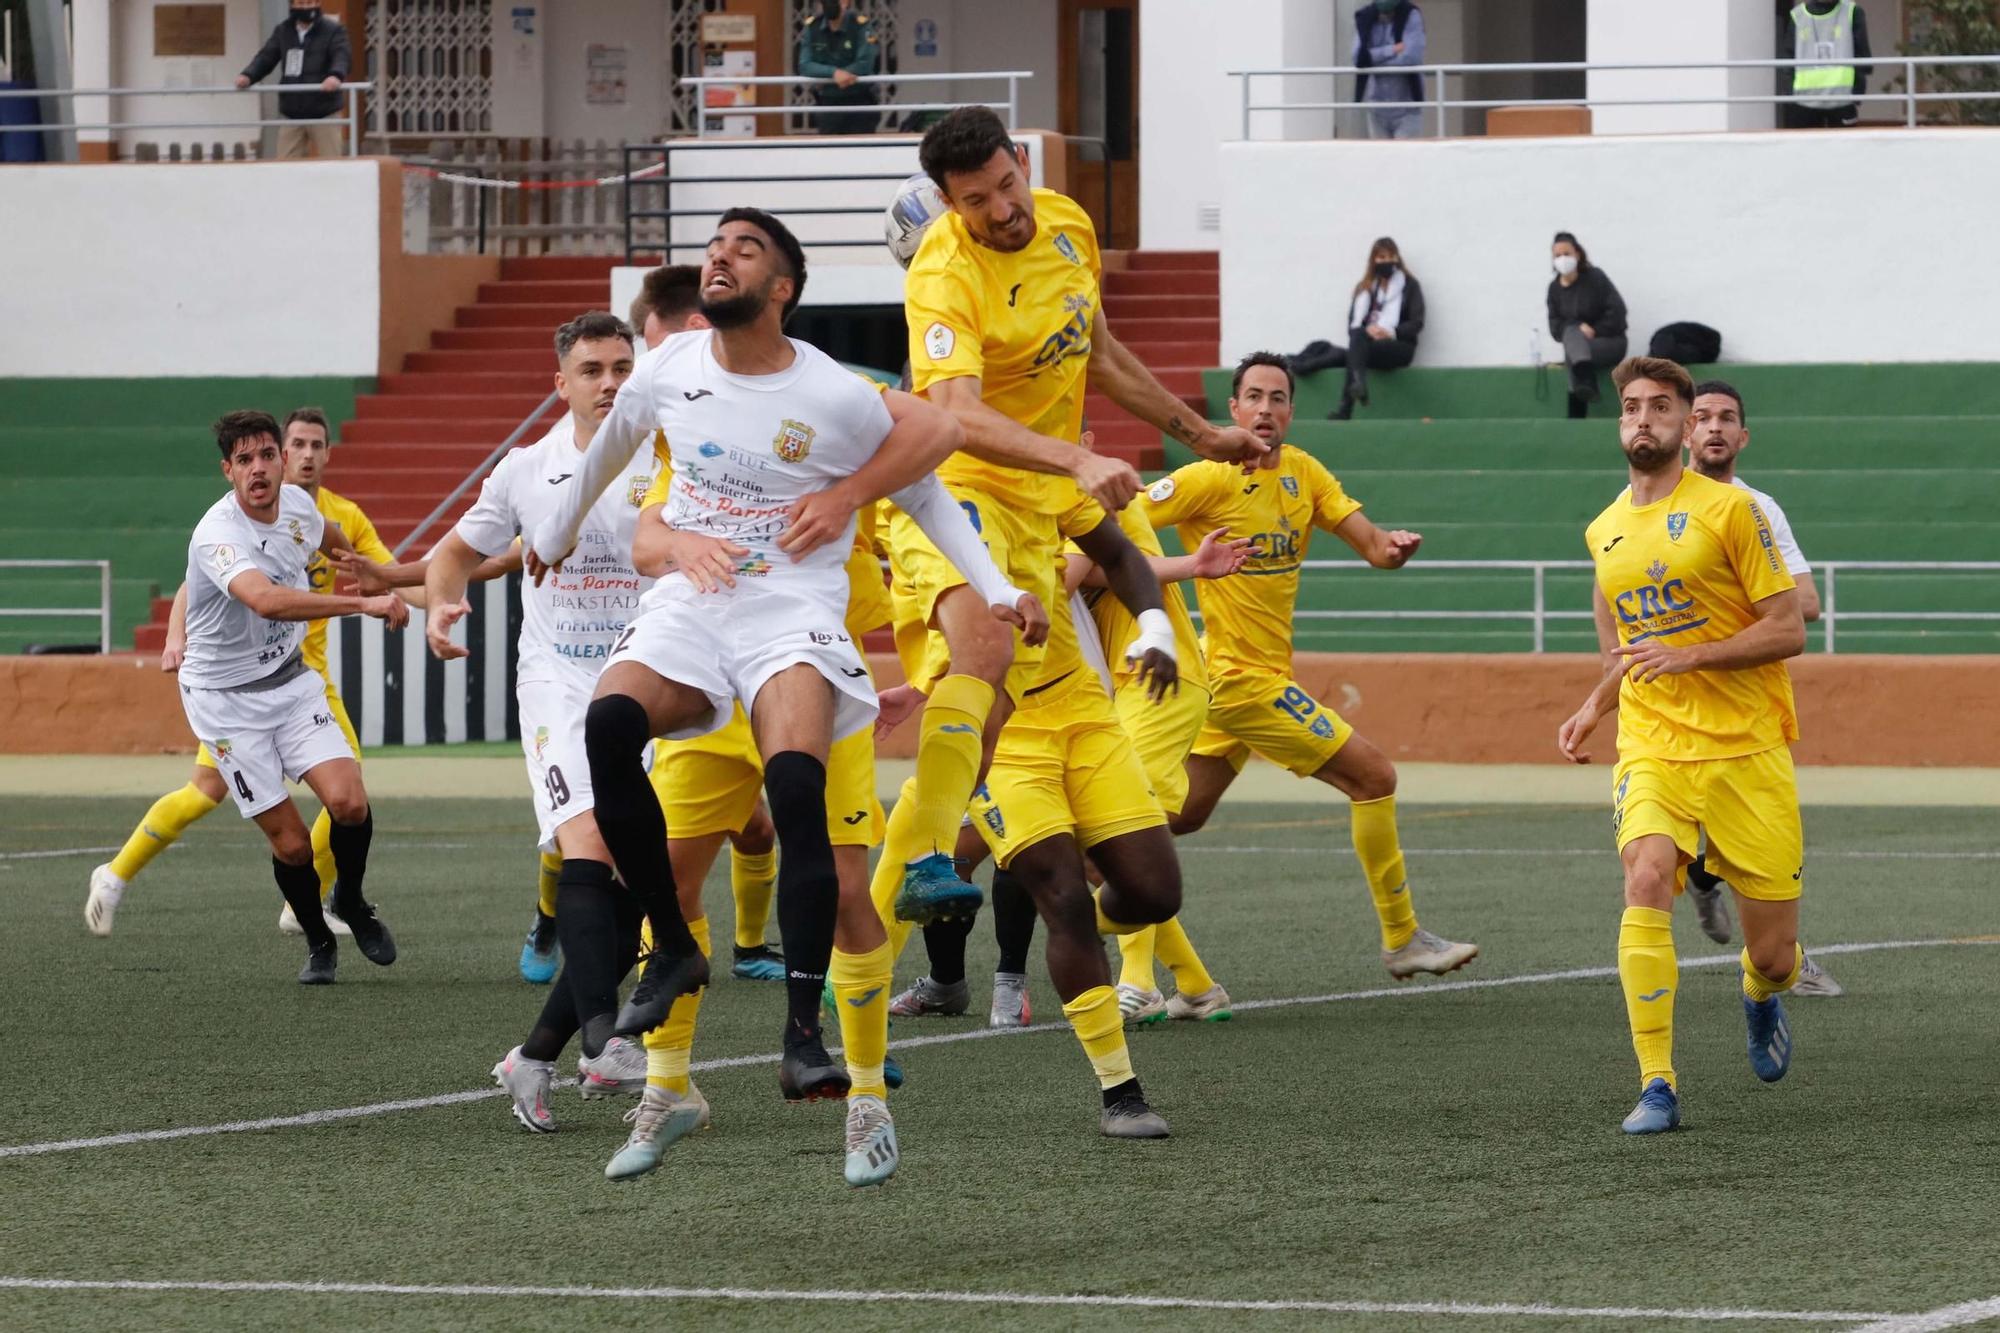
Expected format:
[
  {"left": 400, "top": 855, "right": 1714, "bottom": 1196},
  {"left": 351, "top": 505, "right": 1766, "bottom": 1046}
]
[{"left": 1649, "top": 322, "right": 1722, "bottom": 365}]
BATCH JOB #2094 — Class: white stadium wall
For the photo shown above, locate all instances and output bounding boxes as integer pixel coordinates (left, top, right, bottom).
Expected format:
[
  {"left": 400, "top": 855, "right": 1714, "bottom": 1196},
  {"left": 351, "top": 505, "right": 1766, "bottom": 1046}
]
[
  {"left": 1218, "top": 128, "right": 2000, "bottom": 368},
  {"left": 0, "top": 161, "right": 382, "bottom": 378}
]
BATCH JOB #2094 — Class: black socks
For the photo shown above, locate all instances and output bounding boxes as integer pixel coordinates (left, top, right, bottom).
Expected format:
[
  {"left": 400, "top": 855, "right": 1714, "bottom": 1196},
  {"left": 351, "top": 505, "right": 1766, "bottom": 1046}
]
[
  {"left": 765, "top": 750, "right": 837, "bottom": 1040},
  {"left": 991, "top": 868, "right": 1036, "bottom": 975},
  {"left": 923, "top": 916, "right": 973, "bottom": 987},
  {"left": 554, "top": 859, "right": 623, "bottom": 1059},
  {"left": 273, "top": 857, "right": 333, "bottom": 950},
  {"left": 328, "top": 806, "right": 372, "bottom": 915},
  {"left": 585, "top": 693, "right": 695, "bottom": 956}
]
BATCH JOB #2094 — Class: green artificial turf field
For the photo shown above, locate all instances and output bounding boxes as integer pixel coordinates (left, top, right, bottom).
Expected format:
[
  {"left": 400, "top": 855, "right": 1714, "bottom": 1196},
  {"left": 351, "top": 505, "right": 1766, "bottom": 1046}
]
[{"left": 3, "top": 796, "right": 1996, "bottom": 1331}]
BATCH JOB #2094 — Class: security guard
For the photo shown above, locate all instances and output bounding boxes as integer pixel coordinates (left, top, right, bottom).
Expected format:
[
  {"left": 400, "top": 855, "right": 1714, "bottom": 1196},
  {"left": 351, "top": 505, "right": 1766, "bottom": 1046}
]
[
  {"left": 1783, "top": 0, "right": 1873, "bottom": 129},
  {"left": 798, "top": 0, "right": 880, "bottom": 135}
]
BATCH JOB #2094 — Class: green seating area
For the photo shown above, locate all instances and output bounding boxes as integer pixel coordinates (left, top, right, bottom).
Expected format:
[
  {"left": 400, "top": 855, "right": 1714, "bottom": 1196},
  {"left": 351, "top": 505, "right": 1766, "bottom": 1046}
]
[
  {"left": 1157, "top": 364, "right": 2000, "bottom": 654},
  {"left": 0, "top": 380, "right": 364, "bottom": 652}
]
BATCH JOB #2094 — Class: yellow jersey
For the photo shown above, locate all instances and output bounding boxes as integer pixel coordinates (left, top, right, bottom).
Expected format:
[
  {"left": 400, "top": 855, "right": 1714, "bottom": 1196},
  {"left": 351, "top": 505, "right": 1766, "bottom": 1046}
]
[
  {"left": 1139, "top": 444, "right": 1361, "bottom": 679},
  {"left": 1585, "top": 468, "right": 1798, "bottom": 761},
  {"left": 1075, "top": 502, "right": 1207, "bottom": 694},
  {"left": 304, "top": 485, "right": 392, "bottom": 676},
  {"left": 904, "top": 188, "right": 1101, "bottom": 515}
]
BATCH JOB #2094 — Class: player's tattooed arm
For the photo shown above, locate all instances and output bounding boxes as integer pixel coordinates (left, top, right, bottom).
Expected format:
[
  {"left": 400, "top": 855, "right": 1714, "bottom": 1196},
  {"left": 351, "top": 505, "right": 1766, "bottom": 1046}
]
[
  {"left": 925, "top": 374, "right": 1142, "bottom": 511},
  {"left": 1086, "top": 314, "right": 1268, "bottom": 467}
]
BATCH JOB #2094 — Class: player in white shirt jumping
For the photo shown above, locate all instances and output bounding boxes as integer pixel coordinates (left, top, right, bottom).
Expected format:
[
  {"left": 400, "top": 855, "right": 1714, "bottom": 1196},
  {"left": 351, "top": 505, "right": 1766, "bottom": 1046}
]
[
  {"left": 531, "top": 208, "right": 1033, "bottom": 1186},
  {"left": 1683, "top": 379, "right": 1840, "bottom": 997},
  {"left": 177, "top": 410, "right": 407, "bottom": 984}
]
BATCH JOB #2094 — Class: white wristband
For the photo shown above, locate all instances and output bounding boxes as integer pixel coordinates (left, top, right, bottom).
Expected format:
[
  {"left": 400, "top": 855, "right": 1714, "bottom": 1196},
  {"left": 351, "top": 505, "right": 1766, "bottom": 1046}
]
[{"left": 1124, "top": 608, "right": 1177, "bottom": 664}]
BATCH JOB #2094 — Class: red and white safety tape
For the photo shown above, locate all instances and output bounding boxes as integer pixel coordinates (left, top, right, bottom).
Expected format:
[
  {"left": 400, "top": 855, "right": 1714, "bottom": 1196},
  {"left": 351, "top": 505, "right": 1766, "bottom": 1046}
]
[{"left": 403, "top": 160, "right": 667, "bottom": 191}]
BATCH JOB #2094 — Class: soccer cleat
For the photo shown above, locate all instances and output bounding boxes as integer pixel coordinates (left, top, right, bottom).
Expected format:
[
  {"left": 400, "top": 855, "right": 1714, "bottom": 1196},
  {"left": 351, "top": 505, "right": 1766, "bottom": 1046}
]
[
  {"left": 843, "top": 1094, "right": 900, "bottom": 1188},
  {"left": 613, "top": 945, "right": 711, "bottom": 1038},
  {"left": 779, "top": 1028, "right": 852, "bottom": 1103},
  {"left": 85, "top": 865, "right": 124, "bottom": 937},
  {"left": 331, "top": 891, "right": 397, "bottom": 967},
  {"left": 1743, "top": 990, "right": 1793, "bottom": 1082},
  {"left": 1117, "top": 983, "right": 1168, "bottom": 1025},
  {"left": 1686, "top": 863, "right": 1734, "bottom": 945},
  {"left": 730, "top": 943, "right": 786, "bottom": 982},
  {"left": 518, "top": 912, "right": 559, "bottom": 985},
  {"left": 989, "top": 971, "right": 1032, "bottom": 1028},
  {"left": 577, "top": 1036, "right": 648, "bottom": 1100},
  {"left": 604, "top": 1086, "right": 706, "bottom": 1181},
  {"left": 1790, "top": 954, "right": 1844, "bottom": 998},
  {"left": 1383, "top": 928, "right": 1480, "bottom": 979},
  {"left": 297, "top": 941, "right": 337, "bottom": 985},
  {"left": 278, "top": 901, "right": 351, "bottom": 937},
  {"left": 492, "top": 1046, "right": 557, "bottom": 1133},
  {"left": 1100, "top": 1088, "right": 1171, "bottom": 1139},
  {"left": 884, "top": 1053, "right": 906, "bottom": 1090},
  {"left": 1620, "top": 1078, "right": 1681, "bottom": 1135},
  {"left": 1166, "top": 983, "right": 1234, "bottom": 1022},
  {"left": 888, "top": 974, "right": 970, "bottom": 1018},
  {"left": 891, "top": 852, "right": 983, "bottom": 924}
]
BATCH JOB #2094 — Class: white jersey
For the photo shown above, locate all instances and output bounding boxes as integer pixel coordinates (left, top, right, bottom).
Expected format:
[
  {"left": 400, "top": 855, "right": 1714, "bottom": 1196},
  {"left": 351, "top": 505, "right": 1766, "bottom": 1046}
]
[
  {"left": 180, "top": 483, "right": 325, "bottom": 689},
  {"left": 454, "top": 415, "right": 662, "bottom": 687},
  {"left": 1733, "top": 478, "right": 1810, "bottom": 576}
]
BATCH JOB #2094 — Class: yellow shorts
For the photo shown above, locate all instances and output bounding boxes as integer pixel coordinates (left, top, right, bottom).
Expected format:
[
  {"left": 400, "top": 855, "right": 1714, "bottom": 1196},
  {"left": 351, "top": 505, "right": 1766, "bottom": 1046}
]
[
  {"left": 649, "top": 704, "right": 884, "bottom": 847},
  {"left": 886, "top": 487, "right": 1062, "bottom": 700},
  {"left": 1612, "top": 746, "right": 1803, "bottom": 902},
  {"left": 196, "top": 675, "right": 361, "bottom": 768},
  {"left": 1112, "top": 678, "right": 1211, "bottom": 818},
  {"left": 972, "top": 670, "right": 1166, "bottom": 869},
  {"left": 1190, "top": 672, "right": 1353, "bottom": 777}
]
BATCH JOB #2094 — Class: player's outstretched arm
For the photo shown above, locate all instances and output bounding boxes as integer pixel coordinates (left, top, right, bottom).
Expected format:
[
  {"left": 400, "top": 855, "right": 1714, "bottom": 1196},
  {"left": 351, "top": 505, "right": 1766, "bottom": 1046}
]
[
  {"left": 1067, "top": 528, "right": 1250, "bottom": 594},
  {"left": 1616, "top": 587, "right": 1804, "bottom": 684},
  {"left": 1074, "top": 516, "right": 1178, "bottom": 699},
  {"left": 779, "top": 388, "right": 963, "bottom": 559},
  {"left": 529, "top": 371, "right": 656, "bottom": 574},
  {"left": 323, "top": 521, "right": 432, "bottom": 609},
  {"left": 418, "top": 530, "right": 487, "bottom": 658},
  {"left": 925, "top": 374, "right": 1142, "bottom": 512},
  {"left": 1086, "top": 314, "right": 1267, "bottom": 466},
  {"left": 1331, "top": 511, "right": 1422, "bottom": 569},
  {"left": 225, "top": 567, "right": 406, "bottom": 630},
  {"left": 892, "top": 474, "right": 1047, "bottom": 645}
]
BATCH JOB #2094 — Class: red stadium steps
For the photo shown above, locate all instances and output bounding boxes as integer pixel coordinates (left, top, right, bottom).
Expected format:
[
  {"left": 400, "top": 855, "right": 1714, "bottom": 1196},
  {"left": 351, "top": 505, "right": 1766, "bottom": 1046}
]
[{"left": 1091, "top": 251, "right": 1222, "bottom": 468}]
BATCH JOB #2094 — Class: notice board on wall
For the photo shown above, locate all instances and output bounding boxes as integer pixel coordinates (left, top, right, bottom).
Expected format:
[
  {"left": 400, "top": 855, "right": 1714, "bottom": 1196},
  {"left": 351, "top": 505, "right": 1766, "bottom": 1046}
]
[{"left": 154, "top": 5, "right": 227, "bottom": 58}]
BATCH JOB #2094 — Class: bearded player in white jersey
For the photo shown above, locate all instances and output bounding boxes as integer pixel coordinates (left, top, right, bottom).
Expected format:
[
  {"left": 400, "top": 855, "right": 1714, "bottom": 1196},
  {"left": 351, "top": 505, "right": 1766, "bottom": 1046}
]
[{"left": 530, "top": 207, "right": 1031, "bottom": 1186}]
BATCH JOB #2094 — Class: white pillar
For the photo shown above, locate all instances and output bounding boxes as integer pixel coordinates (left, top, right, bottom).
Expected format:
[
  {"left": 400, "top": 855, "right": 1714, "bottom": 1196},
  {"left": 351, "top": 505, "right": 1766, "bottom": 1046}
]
[
  {"left": 1587, "top": 0, "right": 1775, "bottom": 135},
  {"left": 70, "top": 0, "right": 110, "bottom": 156}
]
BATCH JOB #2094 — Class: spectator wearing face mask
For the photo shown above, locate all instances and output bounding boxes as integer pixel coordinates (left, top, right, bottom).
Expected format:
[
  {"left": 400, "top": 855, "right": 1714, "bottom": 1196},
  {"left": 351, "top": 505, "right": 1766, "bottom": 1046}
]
[
  {"left": 799, "top": 0, "right": 881, "bottom": 135},
  {"left": 236, "top": 5, "right": 352, "bottom": 159},
  {"left": 1354, "top": 0, "right": 1427, "bottom": 140},
  {"left": 1289, "top": 237, "right": 1426, "bottom": 420},
  {"left": 1547, "top": 231, "right": 1627, "bottom": 418}
]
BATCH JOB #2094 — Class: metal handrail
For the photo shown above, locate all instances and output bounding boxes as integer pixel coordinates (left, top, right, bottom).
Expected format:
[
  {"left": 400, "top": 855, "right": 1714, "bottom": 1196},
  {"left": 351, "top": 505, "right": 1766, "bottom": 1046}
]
[
  {"left": 391, "top": 391, "right": 562, "bottom": 558},
  {"left": 0, "top": 81, "right": 374, "bottom": 158},
  {"left": 0, "top": 560, "right": 113, "bottom": 653},
  {"left": 679, "top": 69, "right": 1030, "bottom": 139},
  {"left": 1205, "top": 558, "right": 2000, "bottom": 654},
  {"left": 1230, "top": 56, "right": 2000, "bottom": 137}
]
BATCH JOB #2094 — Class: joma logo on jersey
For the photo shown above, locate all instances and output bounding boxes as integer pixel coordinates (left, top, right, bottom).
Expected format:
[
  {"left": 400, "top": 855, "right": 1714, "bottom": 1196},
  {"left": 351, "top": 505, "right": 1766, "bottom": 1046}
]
[
  {"left": 773, "top": 419, "right": 815, "bottom": 463},
  {"left": 1614, "top": 579, "right": 1694, "bottom": 622},
  {"left": 1032, "top": 306, "right": 1092, "bottom": 373}
]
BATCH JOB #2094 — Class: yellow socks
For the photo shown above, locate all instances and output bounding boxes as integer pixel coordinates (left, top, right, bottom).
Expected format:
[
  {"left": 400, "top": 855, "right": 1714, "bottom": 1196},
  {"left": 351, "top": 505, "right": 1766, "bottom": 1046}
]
[
  {"left": 310, "top": 806, "right": 336, "bottom": 900},
  {"left": 1153, "top": 916, "right": 1217, "bottom": 997},
  {"left": 830, "top": 941, "right": 894, "bottom": 1098},
  {"left": 730, "top": 847, "right": 779, "bottom": 950},
  {"left": 536, "top": 851, "right": 562, "bottom": 919},
  {"left": 1062, "top": 986, "right": 1135, "bottom": 1089},
  {"left": 868, "top": 778, "right": 923, "bottom": 962},
  {"left": 108, "top": 782, "right": 220, "bottom": 882},
  {"left": 1742, "top": 943, "right": 1803, "bottom": 1001},
  {"left": 906, "top": 674, "right": 994, "bottom": 860},
  {"left": 1352, "top": 794, "right": 1417, "bottom": 951},
  {"left": 644, "top": 916, "right": 712, "bottom": 1094},
  {"left": 1618, "top": 906, "right": 1678, "bottom": 1090},
  {"left": 1116, "top": 926, "right": 1158, "bottom": 991}
]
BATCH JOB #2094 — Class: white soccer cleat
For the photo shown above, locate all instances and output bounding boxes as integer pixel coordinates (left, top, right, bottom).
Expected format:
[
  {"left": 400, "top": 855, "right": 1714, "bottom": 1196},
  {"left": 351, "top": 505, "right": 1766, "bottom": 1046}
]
[
  {"left": 989, "top": 971, "right": 1032, "bottom": 1028},
  {"left": 1790, "top": 954, "right": 1845, "bottom": 998},
  {"left": 1383, "top": 928, "right": 1480, "bottom": 980},
  {"left": 492, "top": 1046, "right": 557, "bottom": 1133},
  {"left": 1165, "top": 983, "right": 1234, "bottom": 1022},
  {"left": 278, "top": 901, "right": 352, "bottom": 937},
  {"left": 843, "top": 1094, "right": 899, "bottom": 1187},
  {"left": 85, "top": 865, "right": 125, "bottom": 937},
  {"left": 604, "top": 1085, "right": 707, "bottom": 1181},
  {"left": 577, "top": 1036, "right": 648, "bottom": 1100},
  {"left": 1117, "top": 983, "right": 1168, "bottom": 1025}
]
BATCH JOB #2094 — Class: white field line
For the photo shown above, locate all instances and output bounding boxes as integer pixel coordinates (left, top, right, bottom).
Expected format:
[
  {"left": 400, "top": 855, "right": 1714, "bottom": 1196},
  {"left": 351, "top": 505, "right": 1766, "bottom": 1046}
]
[
  {"left": 0, "top": 840, "right": 468, "bottom": 863},
  {"left": 1848, "top": 1297, "right": 2000, "bottom": 1333},
  {"left": 0, "top": 1275, "right": 1905, "bottom": 1323},
  {"left": 1, "top": 935, "right": 1994, "bottom": 1162},
  {"left": 1182, "top": 847, "right": 2000, "bottom": 860}
]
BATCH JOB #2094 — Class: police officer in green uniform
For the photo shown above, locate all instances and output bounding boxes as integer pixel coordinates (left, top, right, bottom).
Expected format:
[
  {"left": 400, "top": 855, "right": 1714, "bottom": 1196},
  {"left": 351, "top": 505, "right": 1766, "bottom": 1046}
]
[{"left": 798, "top": 0, "right": 880, "bottom": 135}]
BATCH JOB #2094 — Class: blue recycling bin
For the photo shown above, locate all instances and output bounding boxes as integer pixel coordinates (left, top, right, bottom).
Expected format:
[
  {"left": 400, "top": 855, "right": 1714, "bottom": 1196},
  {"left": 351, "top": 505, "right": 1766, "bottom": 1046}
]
[{"left": 0, "top": 81, "right": 48, "bottom": 162}]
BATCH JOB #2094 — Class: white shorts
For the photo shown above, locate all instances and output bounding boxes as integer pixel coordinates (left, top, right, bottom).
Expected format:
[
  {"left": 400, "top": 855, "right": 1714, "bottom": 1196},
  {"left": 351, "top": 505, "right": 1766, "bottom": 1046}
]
[
  {"left": 517, "top": 673, "right": 599, "bottom": 854},
  {"left": 180, "top": 668, "right": 354, "bottom": 819},
  {"left": 611, "top": 579, "right": 878, "bottom": 746}
]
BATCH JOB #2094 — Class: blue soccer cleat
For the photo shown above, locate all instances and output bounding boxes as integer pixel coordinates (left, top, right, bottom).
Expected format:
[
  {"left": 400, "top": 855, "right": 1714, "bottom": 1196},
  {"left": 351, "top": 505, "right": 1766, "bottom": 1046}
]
[
  {"left": 892, "top": 852, "right": 983, "bottom": 925},
  {"left": 1620, "top": 1078, "right": 1681, "bottom": 1135},
  {"left": 1743, "top": 990, "right": 1793, "bottom": 1082},
  {"left": 884, "top": 1051, "right": 905, "bottom": 1090},
  {"left": 518, "top": 911, "right": 559, "bottom": 985},
  {"left": 731, "top": 943, "right": 786, "bottom": 982}
]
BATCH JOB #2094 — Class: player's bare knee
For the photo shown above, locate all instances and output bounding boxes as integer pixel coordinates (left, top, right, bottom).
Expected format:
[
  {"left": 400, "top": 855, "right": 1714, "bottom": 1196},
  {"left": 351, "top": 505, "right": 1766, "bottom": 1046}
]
[
  {"left": 1326, "top": 738, "right": 1396, "bottom": 802},
  {"left": 192, "top": 767, "right": 228, "bottom": 803},
  {"left": 1622, "top": 862, "right": 1676, "bottom": 909},
  {"left": 732, "top": 808, "right": 776, "bottom": 857},
  {"left": 324, "top": 791, "right": 369, "bottom": 826},
  {"left": 269, "top": 831, "right": 313, "bottom": 866},
  {"left": 1167, "top": 804, "right": 1209, "bottom": 836},
  {"left": 1746, "top": 930, "right": 1797, "bottom": 981}
]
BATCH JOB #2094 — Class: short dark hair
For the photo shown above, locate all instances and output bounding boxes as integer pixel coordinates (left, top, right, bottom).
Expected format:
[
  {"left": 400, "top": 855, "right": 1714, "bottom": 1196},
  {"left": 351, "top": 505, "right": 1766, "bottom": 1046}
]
[
  {"left": 919, "top": 105, "right": 1016, "bottom": 193},
  {"left": 554, "top": 311, "right": 635, "bottom": 363},
  {"left": 630, "top": 264, "right": 702, "bottom": 333},
  {"left": 717, "top": 206, "right": 808, "bottom": 324},
  {"left": 282, "top": 406, "right": 330, "bottom": 440},
  {"left": 1612, "top": 356, "right": 1694, "bottom": 406},
  {"left": 214, "top": 409, "right": 282, "bottom": 461},
  {"left": 1691, "top": 378, "right": 1746, "bottom": 421},
  {"left": 1231, "top": 350, "right": 1295, "bottom": 398}
]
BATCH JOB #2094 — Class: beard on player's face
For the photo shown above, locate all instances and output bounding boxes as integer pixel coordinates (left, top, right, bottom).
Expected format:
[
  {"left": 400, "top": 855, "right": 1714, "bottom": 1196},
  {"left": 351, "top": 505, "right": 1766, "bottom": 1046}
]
[{"left": 698, "top": 278, "right": 774, "bottom": 330}]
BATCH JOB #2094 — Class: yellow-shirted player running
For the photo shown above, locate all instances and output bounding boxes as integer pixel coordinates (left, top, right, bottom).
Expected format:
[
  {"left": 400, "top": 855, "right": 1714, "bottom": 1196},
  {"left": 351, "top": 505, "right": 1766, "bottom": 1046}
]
[
  {"left": 86, "top": 408, "right": 395, "bottom": 937},
  {"left": 1138, "top": 353, "right": 1480, "bottom": 980},
  {"left": 1557, "top": 356, "right": 1810, "bottom": 1136}
]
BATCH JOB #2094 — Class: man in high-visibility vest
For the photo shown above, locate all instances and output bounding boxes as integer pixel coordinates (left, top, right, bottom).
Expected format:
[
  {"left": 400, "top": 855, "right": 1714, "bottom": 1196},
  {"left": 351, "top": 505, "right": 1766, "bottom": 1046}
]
[{"left": 1783, "top": 0, "right": 1874, "bottom": 129}]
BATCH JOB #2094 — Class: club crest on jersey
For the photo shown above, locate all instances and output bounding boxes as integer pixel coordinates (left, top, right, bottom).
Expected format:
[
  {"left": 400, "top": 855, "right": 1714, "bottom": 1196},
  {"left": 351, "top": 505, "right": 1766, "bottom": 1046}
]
[
  {"left": 1281, "top": 475, "right": 1300, "bottom": 497},
  {"left": 533, "top": 726, "right": 550, "bottom": 760},
  {"left": 1052, "top": 232, "right": 1081, "bottom": 265},
  {"left": 212, "top": 738, "right": 233, "bottom": 760},
  {"left": 286, "top": 518, "right": 305, "bottom": 545},
  {"left": 625, "top": 475, "right": 650, "bottom": 508},
  {"left": 1666, "top": 512, "right": 1689, "bottom": 541},
  {"left": 773, "top": 419, "right": 816, "bottom": 464},
  {"left": 1647, "top": 559, "right": 1669, "bottom": 581}
]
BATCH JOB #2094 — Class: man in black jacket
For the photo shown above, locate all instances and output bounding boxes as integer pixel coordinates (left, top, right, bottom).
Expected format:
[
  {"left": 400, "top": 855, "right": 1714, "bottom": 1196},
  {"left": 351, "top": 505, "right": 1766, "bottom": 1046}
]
[{"left": 237, "top": 6, "right": 352, "bottom": 159}]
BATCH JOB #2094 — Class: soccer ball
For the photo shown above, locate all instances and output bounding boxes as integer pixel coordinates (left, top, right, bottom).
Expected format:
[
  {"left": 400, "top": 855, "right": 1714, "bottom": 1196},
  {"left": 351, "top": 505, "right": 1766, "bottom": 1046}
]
[{"left": 884, "top": 172, "right": 949, "bottom": 269}]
